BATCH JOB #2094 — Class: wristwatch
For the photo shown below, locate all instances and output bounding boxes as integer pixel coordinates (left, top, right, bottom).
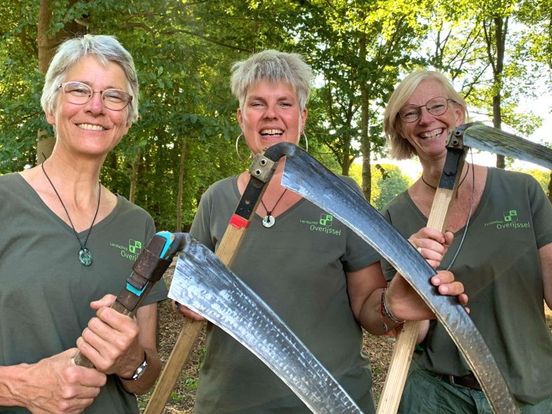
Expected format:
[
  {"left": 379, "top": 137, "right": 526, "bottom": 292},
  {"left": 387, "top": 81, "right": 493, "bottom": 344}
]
[{"left": 127, "top": 356, "right": 148, "bottom": 381}]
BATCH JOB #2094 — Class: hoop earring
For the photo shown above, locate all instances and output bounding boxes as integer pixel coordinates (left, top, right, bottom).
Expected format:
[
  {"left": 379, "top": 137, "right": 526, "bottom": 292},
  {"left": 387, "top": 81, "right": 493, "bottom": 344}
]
[
  {"left": 235, "top": 133, "right": 244, "bottom": 160},
  {"left": 301, "top": 131, "right": 309, "bottom": 152}
]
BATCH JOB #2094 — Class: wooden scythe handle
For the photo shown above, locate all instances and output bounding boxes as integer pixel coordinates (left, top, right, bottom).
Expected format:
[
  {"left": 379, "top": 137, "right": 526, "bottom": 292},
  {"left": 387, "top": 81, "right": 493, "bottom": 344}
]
[
  {"left": 145, "top": 151, "right": 281, "bottom": 414},
  {"left": 144, "top": 225, "right": 245, "bottom": 414},
  {"left": 376, "top": 187, "right": 457, "bottom": 414}
]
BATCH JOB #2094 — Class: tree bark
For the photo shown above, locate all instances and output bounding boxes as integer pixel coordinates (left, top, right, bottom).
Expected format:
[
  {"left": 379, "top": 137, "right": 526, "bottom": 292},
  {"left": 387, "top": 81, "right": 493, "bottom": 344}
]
[
  {"left": 129, "top": 150, "right": 142, "bottom": 203},
  {"left": 36, "top": 0, "right": 88, "bottom": 163},
  {"left": 490, "top": 15, "right": 507, "bottom": 169},
  {"left": 548, "top": 171, "right": 552, "bottom": 203},
  {"left": 175, "top": 137, "right": 189, "bottom": 232},
  {"left": 359, "top": 34, "right": 372, "bottom": 201},
  {"left": 36, "top": 0, "right": 56, "bottom": 163}
]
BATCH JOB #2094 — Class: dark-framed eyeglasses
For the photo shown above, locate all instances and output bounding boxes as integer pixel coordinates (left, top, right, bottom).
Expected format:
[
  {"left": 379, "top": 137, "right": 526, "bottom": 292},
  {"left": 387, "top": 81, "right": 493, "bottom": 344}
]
[
  {"left": 398, "top": 97, "right": 456, "bottom": 123},
  {"left": 58, "top": 81, "right": 133, "bottom": 111}
]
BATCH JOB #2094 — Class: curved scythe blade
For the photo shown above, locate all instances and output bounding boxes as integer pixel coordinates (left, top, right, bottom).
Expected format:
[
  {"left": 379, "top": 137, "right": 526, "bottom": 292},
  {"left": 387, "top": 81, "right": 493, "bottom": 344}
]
[
  {"left": 280, "top": 143, "right": 519, "bottom": 414},
  {"left": 168, "top": 234, "right": 363, "bottom": 414},
  {"left": 462, "top": 122, "right": 552, "bottom": 170}
]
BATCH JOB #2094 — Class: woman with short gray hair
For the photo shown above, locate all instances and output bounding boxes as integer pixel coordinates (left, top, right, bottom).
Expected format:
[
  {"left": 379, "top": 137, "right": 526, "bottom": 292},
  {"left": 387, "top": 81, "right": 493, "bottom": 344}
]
[
  {"left": 230, "top": 49, "right": 312, "bottom": 111},
  {"left": 0, "top": 34, "right": 166, "bottom": 413},
  {"left": 176, "top": 52, "right": 467, "bottom": 413}
]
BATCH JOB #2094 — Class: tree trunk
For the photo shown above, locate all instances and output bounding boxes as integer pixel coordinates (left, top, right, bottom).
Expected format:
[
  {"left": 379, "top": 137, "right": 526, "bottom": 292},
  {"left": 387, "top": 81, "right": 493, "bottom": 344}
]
[
  {"left": 36, "top": 0, "right": 88, "bottom": 163},
  {"left": 359, "top": 35, "right": 372, "bottom": 201},
  {"left": 493, "top": 94, "right": 505, "bottom": 169},
  {"left": 129, "top": 150, "right": 142, "bottom": 203},
  {"left": 491, "top": 15, "right": 507, "bottom": 169},
  {"left": 342, "top": 140, "right": 351, "bottom": 176},
  {"left": 548, "top": 171, "right": 552, "bottom": 203},
  {"left": 36, "top": 0, "right": 56, "bottom": 164},
  {"left": 175, "top": 138, "right": 188, "bottom": 232}
]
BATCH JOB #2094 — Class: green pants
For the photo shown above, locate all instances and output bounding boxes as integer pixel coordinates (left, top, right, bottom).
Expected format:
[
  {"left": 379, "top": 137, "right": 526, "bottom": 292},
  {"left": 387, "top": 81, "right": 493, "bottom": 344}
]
[{"left": 398, "top": 365, "right": 552, "bottom": 414}]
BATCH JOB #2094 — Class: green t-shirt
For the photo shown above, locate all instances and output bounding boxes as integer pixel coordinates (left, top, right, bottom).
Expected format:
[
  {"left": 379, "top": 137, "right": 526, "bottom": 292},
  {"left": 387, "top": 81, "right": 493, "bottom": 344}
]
[
  {"left": 190, "top": 176, "right": 380, "bottom": 413},
  {"left": 383, "top": 168, "right": 552, "bottom": 405},
  {"left": 0, "top": 173, "right": 168, "bottom": 413}
]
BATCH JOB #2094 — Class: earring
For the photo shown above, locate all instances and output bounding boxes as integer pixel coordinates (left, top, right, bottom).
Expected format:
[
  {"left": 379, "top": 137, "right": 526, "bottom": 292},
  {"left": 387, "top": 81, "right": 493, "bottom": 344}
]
[
  {"left": 235, "top": 133, "right": 244, "bottom": 160},
  {"left": 301, "top": 131, "right": 309, "bottom": 152}
]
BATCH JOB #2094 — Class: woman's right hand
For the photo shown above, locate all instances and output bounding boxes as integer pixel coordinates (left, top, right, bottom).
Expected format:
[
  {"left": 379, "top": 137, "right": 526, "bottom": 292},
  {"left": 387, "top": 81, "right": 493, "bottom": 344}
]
[
  {"left": 409, "top": 227, "right": 454, "bottom": 269},
  {"left": 15, "top": 348, "right": 106, "bottom": 413},
  {"left": 173, "top": 301, "right": 206, "bottom": 321}
]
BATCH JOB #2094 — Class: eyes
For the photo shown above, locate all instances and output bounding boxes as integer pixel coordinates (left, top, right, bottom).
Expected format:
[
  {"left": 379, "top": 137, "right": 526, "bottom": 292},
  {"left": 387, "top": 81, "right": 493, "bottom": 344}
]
[
  {"left": 399, "top": 97, "right": 454, "bottom": 123},
  {"left": 60, "top": 81, "right": 132, "bottom": 111},
  {"left": 248, "top": 100, "right": 294, "bottom": 108}
]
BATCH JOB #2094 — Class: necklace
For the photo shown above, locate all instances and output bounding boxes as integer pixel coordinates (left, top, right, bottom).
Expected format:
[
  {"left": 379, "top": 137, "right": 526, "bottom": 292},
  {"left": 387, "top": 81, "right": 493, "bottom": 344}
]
[
  {"left": 41, "top": 162, "right": 101, "bottom": 266},
  {"left": 420, "top": 175, "right": 437, "bottom": 190},
  {"left": 445, "top": 153, "right": 475, "bottom": 269},
  {"left": 421, "top": 163, "right": 470, "bottom": 192},
  {"left": 260, "top": 189, "right": 288, "bottom": 229}
]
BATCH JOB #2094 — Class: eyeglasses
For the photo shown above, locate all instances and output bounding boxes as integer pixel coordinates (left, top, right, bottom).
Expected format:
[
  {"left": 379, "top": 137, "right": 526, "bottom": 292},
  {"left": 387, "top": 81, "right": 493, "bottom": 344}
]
[
  {"left": 59, "top": 81, "right": 133, "bottom": 111},
  {"left": 398, "top": 97, "right": 456, "bottom": 123}
]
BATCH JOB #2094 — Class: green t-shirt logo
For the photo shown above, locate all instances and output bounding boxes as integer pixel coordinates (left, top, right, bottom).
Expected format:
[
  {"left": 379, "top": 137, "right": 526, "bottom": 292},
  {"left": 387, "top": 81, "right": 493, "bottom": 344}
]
[
  {"left": 503, "top": 209, "right": 518, "bottom": 222},
  {"left": 129, "top": 239, "right": 143, "bottom": 254},
  {"left": 319, "top": 214, "right": 333, "bottom": 227}
]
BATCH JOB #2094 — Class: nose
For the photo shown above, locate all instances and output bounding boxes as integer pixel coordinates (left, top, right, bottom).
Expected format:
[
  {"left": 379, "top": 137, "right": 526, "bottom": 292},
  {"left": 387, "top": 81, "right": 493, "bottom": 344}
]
[
  {"left": 263, "top": 103, "right": 278, "bottom": 119},
  {"left": 84, "top": 91, "right": 104, "bottom": 114},
  {"left": 418, "top": 106, "right": 434, "bottom": 124}
]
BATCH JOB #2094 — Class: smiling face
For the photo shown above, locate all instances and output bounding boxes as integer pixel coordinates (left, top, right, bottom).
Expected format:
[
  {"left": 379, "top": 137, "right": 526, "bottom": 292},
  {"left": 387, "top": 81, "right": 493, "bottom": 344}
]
[
  {"left": 46, "top": 55, "right": 131, "bottom": 158},
  {"left": 400, "top": 79, "right": 465, "bottom": 160},
  {"left": 237, "top": 80, "right": 307, "bottom": 154}
]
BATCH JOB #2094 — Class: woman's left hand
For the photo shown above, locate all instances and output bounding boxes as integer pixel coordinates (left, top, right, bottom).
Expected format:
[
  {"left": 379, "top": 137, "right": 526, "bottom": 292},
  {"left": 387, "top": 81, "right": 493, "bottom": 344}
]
[
  {"left": 76, "top": 294, "right": 144, "bottom": 378},
  {"left": 385, "top": 270, "right": 469, "bottom": 322},
  {"left": 409, "top": 227, "right": 454, "bottom": 269}
]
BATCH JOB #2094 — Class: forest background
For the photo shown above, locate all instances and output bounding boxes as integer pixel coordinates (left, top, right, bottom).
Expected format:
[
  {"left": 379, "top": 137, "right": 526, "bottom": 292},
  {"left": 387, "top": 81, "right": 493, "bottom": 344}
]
[
  {"left": 2, "top": 0, "right": 552, "bottom": 232},
  {"left": 2, "top": 1, "right": 552, "bottom": 412}
]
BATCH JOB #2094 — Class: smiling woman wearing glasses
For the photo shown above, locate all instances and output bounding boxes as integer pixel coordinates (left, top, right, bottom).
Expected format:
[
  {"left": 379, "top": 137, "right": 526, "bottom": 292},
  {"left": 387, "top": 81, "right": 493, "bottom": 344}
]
[
  {"left": 381, "top": 70, "right": 552, "bottom": 413},
  {"left": 0, "top": 35, "right": 167, "bottom": 413},
  {"left": 398, "top": 97, "right": 457, "bottom": 124},
  {"left": 59, "top": 81, "right": 133, "bottom": 111}
]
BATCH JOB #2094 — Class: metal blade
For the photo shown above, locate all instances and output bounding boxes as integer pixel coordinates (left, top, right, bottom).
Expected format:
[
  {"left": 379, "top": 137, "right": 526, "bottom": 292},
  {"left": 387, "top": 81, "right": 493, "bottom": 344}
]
[
  {"left": 281, "top": 144, "right": 519, "bottom": 414},
  {"left": 168, "top": 234, "right": 363, "bottom": 414},
  {"left": 462, "top": 123, "right": 552, "bottom": 170}
]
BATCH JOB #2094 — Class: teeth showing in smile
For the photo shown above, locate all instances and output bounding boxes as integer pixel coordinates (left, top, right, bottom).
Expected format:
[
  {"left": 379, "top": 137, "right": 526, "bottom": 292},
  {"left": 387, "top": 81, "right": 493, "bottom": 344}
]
[
  {"left": 260, "top": 129, "right": 283, "bottom": 136},
  {"left": 420, "top": 128, "right": 443, "bottom": 139},
  {"left": 78, "top": 123, "right": 105, "bottom": 131}
]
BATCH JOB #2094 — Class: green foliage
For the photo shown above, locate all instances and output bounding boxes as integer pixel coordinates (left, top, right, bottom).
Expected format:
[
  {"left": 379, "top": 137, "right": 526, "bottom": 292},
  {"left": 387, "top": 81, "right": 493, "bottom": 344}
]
[
  {"left": 372, "top": 164, "right": 411, "bottom": 211},
  {"left": 1, "top": 0, "right": 551, "bottom": 231},
  {"left": 517, "top": 168, "right": 551, "bottom": 194},
  {"left": 349, "top": 162, "right": 411, "bottom": 210}
]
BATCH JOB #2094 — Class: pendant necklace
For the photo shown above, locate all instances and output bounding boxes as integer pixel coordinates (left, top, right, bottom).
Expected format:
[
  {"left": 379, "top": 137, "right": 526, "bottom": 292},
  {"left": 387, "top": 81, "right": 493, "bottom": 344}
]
[
  {"left": 260, "top": 189, "right": 287, "bottom": 229},
  {"left": 41, "top": 162, "right": 101, "bottom": 266}
]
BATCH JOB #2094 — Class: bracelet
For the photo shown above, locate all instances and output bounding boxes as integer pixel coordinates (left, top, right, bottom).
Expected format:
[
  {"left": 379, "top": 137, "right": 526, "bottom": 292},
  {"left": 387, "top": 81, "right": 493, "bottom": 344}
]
[
  {"left": 380, "top": 288, "right": 405, "bottom": 325},
  {"left": 120, "top": 352, "right": 148, "bottom": 381}
]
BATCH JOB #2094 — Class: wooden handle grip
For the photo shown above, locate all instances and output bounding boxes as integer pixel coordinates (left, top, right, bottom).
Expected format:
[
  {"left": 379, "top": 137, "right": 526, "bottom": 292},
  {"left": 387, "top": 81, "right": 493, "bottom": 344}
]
[
  {"left": 73, "top": 301, "right": 135, "bottom": 368},
  {"left": 144, "top": 225, "right": 248, "bottom": 414},
  {"left": 143, "top": 319, "right": 204, "bottom": 414},
  {"left": 377, "top": 187, "right": 455, "bottom": 414}
]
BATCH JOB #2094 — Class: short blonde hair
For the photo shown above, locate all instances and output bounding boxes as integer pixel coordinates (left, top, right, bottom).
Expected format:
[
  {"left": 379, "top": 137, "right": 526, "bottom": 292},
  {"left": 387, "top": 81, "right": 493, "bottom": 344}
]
[{"left": 383, "top": 70, "right": 468, "bottom": 159}]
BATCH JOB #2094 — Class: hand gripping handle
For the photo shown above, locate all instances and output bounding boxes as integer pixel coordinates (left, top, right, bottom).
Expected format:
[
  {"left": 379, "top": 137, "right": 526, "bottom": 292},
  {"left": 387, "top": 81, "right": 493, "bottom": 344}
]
[{"left": 74, "top": 232, "right": 185, "bottom": 368}]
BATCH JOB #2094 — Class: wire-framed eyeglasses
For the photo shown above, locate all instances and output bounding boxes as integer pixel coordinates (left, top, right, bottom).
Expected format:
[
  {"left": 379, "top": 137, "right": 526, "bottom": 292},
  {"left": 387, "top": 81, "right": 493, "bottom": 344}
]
[
  {"left": 398, "top": 97, "right": 456, "bottom": 123},
  {"left": 59, "top": 81, "right": 133, "bottom": 111}
]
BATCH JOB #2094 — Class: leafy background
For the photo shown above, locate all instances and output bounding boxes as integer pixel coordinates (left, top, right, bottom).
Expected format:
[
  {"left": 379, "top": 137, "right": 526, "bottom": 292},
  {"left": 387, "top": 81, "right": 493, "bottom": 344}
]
[
  {"left": 2, "top": 0, "right": 551, "bottom": 232},
  {"left": 2, "top": 1, "right": 552, "bottom": 411}
]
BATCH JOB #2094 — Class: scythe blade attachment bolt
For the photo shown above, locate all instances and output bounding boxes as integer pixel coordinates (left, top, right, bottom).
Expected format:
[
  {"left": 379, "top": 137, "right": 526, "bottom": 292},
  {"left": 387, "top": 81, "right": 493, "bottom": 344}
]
[{"left": 249, "top": 154, "right": 276, "bottom": 183}]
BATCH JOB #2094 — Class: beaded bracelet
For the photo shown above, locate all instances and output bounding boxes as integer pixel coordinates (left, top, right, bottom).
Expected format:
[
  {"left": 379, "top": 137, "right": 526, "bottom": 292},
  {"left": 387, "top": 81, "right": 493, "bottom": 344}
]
[{"left": 380, "top": 288, "right": 405, "bottom": 327}]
